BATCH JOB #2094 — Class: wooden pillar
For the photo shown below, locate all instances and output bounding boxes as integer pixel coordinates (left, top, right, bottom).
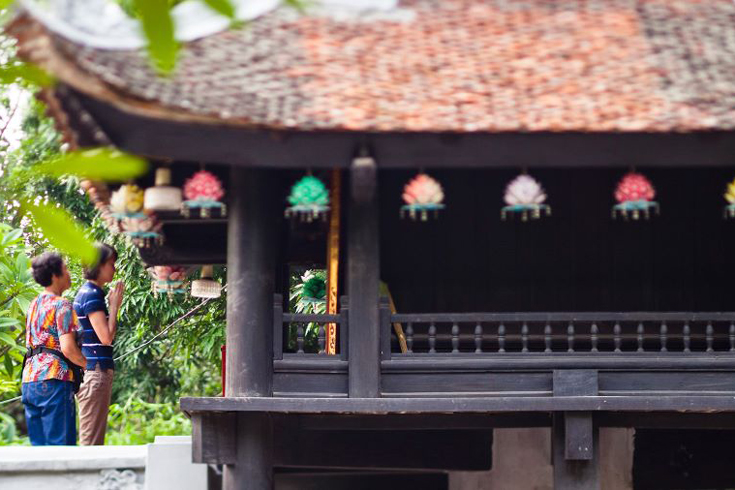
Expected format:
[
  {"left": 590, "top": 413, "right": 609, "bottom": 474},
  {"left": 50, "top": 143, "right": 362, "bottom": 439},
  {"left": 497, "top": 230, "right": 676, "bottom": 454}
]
[
  {"left": 553, "top": 414, "right": 600, "bottom": 490},
  {"left": 348, "top": 156, "right": 380, "bottom": 398},
  {"left": 223, "top": 167, "right": 277, "bottom": 489},
  {"left": 552, "top": 370, "right": 600, "bottom": 490}
]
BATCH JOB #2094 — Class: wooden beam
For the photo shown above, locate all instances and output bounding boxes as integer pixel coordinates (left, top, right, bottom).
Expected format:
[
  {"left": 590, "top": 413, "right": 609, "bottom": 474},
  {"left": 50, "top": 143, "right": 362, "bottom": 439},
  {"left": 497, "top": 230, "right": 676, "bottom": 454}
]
[
  {"left": 273, "top": 426, "right": 492, "bottom": 471},
  {"left": 69, "top": 87, "right": 735, "bottom": 169},
  {"left": 347, "top": 156, "right": 380, "bottom": 398},
  {"left": 553, "top": 370, "right": 598, "bottom": 462},
  {"left": 191, "top": 412, "right": 236, "bottom": 465},
  {"left": 180, "top": 395, "right": 735, "bottom": 414},
  {"left": 274, "top": 471, "right": 449, "bottom": 490}
]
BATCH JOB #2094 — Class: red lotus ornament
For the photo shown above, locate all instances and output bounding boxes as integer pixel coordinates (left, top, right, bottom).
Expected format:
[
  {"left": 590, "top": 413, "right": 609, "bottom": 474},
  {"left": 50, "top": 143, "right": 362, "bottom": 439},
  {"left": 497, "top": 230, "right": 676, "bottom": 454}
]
[{"left": 612, "top": 172, "right": 659, "bottom": 220}]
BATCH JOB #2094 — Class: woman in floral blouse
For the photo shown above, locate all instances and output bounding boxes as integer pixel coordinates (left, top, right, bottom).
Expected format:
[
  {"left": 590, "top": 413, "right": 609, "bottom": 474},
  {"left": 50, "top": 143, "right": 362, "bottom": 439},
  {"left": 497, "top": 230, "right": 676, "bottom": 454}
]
[{"left": 22, "top": 252, "right": 86, "bottom": 445}]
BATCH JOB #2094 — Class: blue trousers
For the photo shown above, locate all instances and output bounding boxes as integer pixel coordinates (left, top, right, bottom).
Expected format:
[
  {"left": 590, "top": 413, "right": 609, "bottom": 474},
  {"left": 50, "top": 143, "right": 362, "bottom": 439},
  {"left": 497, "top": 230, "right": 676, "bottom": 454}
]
[{"left": 21, "top": 380, "right": 77, "bottom": 445}]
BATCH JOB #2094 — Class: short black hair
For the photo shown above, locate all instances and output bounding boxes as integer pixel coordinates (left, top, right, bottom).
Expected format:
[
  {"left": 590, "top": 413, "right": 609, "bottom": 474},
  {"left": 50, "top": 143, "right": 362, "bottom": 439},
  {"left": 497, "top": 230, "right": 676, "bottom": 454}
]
[
  {"left": 83, "top": 243, "right": 118, "bottom": 281},
  {"left": 31, "top": 252, "right": 64, "bottom": 287}
]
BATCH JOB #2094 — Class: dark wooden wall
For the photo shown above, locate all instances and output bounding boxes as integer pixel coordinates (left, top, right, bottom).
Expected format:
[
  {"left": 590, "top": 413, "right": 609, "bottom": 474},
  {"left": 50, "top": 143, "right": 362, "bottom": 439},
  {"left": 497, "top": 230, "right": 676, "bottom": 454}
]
[
  {"left": 379, "top": 168, "right": 735, "bottom": 313},
  {"left": 634, "top": 429, "right": 735, "bottom": 489}
]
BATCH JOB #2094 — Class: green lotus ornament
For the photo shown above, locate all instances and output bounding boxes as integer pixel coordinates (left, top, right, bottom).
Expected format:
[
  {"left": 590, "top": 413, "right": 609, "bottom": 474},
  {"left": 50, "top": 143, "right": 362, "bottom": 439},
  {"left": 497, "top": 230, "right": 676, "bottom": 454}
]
[{"left": 285, "top": 175, "right": 330, "bottom": 222}]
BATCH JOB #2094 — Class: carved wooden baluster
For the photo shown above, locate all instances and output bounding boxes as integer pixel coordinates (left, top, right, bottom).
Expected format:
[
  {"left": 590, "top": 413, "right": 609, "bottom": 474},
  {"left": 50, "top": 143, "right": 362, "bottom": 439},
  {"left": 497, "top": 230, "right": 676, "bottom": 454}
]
[
  {"left": 318, "top": 323, "right": 326, "bottom": 354},
  {"left": 590, "top": 323, "right": 599, "bottom": 353},
  {"left": 637, "top": 323, "right": 645, "bottom": 352},
  {"left": 428, "top": 322, "right": 437, "bottom": 354},
  {"left": 544, "top": 323, "right": 552, "bottom": 353},
  {"left": 406, "top": 322, "right": 414, "bottom": 353},
  {"left": 683, "top": 322, "right": 691, "bottom": 353},
  {"left": 659, "top": 321, "right": 668, "bottom": 353},
  {"left": 452, "top": 322, "right": 460, "bottom": 354},
  {"left": 706, "top": 322, "right": 714, "bottom": 353},
  {"left": 567, "top": 322, "right": 575, "bottom": 353},
  {"left": 498, "top": 323, "right": 506, "bottom": 353},
  {"left": 474, "top": 322, "right": 483, "bottom": 354},
  {"left": 730, "top": 322, "right": 735, "bottom": 352},
  {"left": 296, "top": 323, "right": 305, "bottom": 354},
  {"left": 521, "top": 322, "right": 529, "bottom": 353},
  {"left": 613, "top": 322, "right": 622, "bottom": 353}
]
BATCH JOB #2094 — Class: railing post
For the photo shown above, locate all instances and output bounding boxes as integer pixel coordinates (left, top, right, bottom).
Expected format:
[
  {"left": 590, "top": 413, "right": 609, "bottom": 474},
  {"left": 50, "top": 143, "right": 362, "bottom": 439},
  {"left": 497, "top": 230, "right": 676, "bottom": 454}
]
[
  {"left": 347, "top": 155, "right": 380, "bottom": 398},
  {"left": 340, "top": 296, "right": 349, "bottom": 361},
  {"left": 380, "top": 297, "right": 392, "bottom": 361},
  {"left": 273, "top": 294, "right": 283, "bottom": 360}
]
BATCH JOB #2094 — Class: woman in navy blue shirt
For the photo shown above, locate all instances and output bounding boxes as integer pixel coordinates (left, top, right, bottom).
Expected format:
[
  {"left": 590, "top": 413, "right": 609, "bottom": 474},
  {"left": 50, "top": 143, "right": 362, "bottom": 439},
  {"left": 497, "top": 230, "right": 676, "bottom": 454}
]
[{"left": 73, "top": 243, "right": 124, "bottom": 445}]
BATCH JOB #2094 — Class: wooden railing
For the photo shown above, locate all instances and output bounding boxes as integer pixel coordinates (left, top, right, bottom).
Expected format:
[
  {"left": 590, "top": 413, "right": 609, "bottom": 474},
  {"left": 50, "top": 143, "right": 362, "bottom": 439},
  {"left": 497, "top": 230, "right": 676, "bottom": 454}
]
[
  {"left": 385, "top": 308, "right": 735, "bottom": 358},
  {"left": 273, "top": 294, "right": 349, "bottom": 360}
]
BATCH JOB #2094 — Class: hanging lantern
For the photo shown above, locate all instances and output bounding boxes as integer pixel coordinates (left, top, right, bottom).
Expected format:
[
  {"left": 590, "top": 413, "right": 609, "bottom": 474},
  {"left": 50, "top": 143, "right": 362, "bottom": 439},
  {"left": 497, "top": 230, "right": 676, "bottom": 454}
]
[
  {"left": 110, "top": 184, "right": 163, "bottom": 247},
  {"left": 191, "top": 265, "right": 222, "bottom": 299},
  {"left": 285, "top": 175, "right": 330, "bottom": 222},
  {"left": 181, "top": 170, "right": 226, "bottom": 218},
  {"left": 149, "top": 266, "right": 189, "bottom": 298},
  {"left": 612, "top": 172, "right": 659, "bottom": 220},
  {"left": 724, "top": 177, "right": 735, "bottom": 219},
  {"left": 400, "top": 173, "right": 445, "bottom": 221},
  {"left": 144, "top": 168, "right": 182, "bottom": 212},
  {"left": 501, "top": 174, "right": 551, "bottom": 221}
]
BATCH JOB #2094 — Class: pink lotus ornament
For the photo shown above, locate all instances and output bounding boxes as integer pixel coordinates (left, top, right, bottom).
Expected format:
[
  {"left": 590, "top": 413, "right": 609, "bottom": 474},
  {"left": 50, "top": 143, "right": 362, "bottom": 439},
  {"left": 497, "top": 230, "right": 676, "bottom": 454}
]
[
  {"left": 120, "top": 212, "right": 163, "bottom": 248},
  {"left": 181, "top": 170, "right": 227, "bottom": 219},
  {"left": 400, "top": 173, "right": 445, "bottom": 221},
  {"left": 612, "top": 172, "right": 659, "bottom": 220},
  {"left": 501, "top": 174, "right": 551, "bottom": 221},
  {"left": 148, "top": 265, "right": 189, "bottom": 298}
]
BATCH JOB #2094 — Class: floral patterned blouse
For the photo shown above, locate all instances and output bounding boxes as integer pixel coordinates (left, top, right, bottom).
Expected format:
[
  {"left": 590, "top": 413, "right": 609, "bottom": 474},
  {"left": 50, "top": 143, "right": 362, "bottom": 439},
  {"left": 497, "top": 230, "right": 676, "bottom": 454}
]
[{"left": 22, "top": 292, "right": 82, "bottom": 383}]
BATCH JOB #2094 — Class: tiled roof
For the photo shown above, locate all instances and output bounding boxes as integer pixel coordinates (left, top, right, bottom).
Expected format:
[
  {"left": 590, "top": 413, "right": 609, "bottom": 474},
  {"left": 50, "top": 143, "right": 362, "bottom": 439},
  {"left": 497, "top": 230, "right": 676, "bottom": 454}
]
[{"left": 16, "top": 0, "right": 735, "bottom": 132}]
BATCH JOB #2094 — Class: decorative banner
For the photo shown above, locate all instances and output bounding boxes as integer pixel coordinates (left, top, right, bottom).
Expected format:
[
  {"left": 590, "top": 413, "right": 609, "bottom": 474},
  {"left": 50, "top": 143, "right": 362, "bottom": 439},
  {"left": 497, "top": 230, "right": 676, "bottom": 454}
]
[
  {"left": 181, "top": 170, "right": 227, "bottom": 218},
  {"left": 612, "top": 172, "right": 659, "bottom": 220},
  {"left": 724, "top": 177, "right": 735, "bottom": 219},
  {"left": 110, "top": 184, "right": 163, "bottom": 247},
  {"left": 285, "top": 175, "right": 330, "bottom": 222},
  {"left": 325, "top": 169, "right": 341, "bottom": 355},
  {"left": 400, "top": 173, "right": 445, "bottom": 221},
  {"left": 501, "top": 174, "right": 551, "bottom": 221}
]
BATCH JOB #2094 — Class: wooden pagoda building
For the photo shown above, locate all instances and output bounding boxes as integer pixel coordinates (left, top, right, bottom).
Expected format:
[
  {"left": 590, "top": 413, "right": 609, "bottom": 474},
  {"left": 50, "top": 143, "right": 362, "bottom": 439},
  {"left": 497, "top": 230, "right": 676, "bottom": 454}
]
[{"left": 11, "top": 0, "right": 735, "bottom": 488}]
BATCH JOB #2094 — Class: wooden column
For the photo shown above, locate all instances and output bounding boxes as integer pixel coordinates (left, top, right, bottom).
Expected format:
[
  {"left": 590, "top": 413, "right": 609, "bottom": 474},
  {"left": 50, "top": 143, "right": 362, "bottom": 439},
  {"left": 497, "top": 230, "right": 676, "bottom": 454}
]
[
  {"left": 552, "top": 370, "right": 600, "bottom": 490},
  {"left": 347, "top": 156, "right": 380, "bottom": 398},
  {"left": 223, "top": 167, "right": 277, "bottom": 489}
]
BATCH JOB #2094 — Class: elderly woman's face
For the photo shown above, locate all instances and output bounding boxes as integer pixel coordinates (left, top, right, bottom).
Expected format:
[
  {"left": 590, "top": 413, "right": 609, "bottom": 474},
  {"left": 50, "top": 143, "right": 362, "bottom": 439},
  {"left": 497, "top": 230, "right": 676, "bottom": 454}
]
[{"left": 58, "top": 262, "right": 72, "bottom": 292}]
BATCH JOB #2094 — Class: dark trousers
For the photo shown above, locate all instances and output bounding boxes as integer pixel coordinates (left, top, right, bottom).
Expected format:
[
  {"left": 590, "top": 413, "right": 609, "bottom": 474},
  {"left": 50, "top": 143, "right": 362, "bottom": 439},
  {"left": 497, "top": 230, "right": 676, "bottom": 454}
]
[{"left": 21, "top": 380, "right": 77, "bottom": 445}]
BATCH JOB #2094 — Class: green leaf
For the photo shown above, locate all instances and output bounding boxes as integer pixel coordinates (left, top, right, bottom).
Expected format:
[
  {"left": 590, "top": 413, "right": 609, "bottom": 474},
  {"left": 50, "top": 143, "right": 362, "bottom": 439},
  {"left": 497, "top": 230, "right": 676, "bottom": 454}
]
[
  {"left": 0, "top": 61, "right": 55, "bottom": 88},
  {"left": 3, "top": 355, "right": 14, "bottom": 377},
  {"left": 202, "top": 0, "right": 236, "bottom": 19},
  {"left": 134, "top": 0, "right": 178, "bottom": 74},
  {"left": 14, "top": 253, "right": 28, "bottom": 277},
  {"left": 0, "top": 317, "right": 20, "bottom": 329},
  {"left": 1, "top": 229, "right": 22, "bottom": 248},
  {"left": 32, "top": 149, "right": 148, "bottom": 182},
  {"left": 19, "top": 200, "right": 99, "bottom": 266},
  {"left": 0, "top": 332, "right": 22, "bottom": 351},
  {"left": 0, "top": 264, "right": 12, "bottom": 282}
]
